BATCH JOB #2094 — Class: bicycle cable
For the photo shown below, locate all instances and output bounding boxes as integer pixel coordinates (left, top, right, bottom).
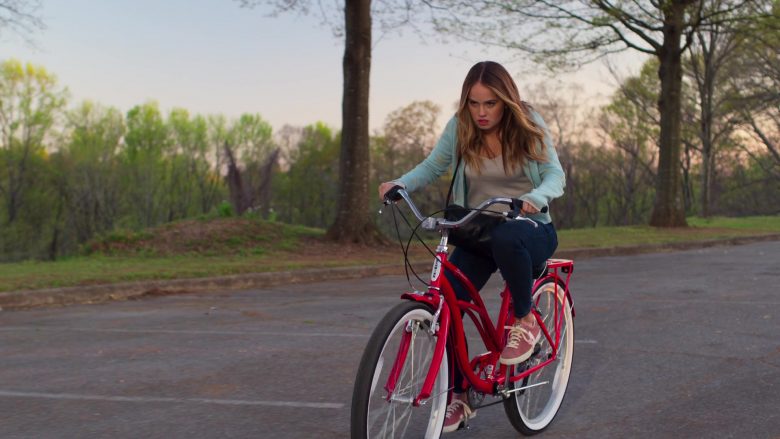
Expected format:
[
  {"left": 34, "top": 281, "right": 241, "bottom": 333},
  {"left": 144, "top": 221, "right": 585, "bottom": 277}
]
[
  {"left": 390, "top": 202, "right": 433, "bottom": 287},
  {"left": 387, "top": 201, "right": 509, "bottom": 290},
  {"left": 388, "top": 203, "right": 420, "bottom": 287}
]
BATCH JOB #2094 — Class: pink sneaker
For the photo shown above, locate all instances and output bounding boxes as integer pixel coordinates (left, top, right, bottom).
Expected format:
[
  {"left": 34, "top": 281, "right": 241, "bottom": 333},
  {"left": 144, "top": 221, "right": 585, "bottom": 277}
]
[
  {"left": 499, "top": 317, "right": 541, "bottom": 365},
  {"left": 442, "top": 398, "right": 476, "bottom": 433}
]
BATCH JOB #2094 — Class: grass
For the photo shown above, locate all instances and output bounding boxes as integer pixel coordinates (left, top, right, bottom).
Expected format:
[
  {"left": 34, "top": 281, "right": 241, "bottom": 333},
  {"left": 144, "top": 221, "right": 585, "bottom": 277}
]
[
  {"left": 559, "top": 216, "right": 780, "bottom": 249},
  {"left": 0, "top": 215, "right": 777, "bottom": 293}
]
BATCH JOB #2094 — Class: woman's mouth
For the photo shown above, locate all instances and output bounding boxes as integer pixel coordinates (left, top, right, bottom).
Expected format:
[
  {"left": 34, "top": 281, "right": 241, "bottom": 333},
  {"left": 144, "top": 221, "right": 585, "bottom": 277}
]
[{"left": 478, "top": 119, "right": 489, "bottom": 126}]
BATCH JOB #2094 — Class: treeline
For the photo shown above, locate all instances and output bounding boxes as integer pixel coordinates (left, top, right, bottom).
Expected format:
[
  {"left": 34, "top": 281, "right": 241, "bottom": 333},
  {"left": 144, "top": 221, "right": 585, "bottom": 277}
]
[{"left": 1, "top": 50, "right": 778, "bottom": 261}]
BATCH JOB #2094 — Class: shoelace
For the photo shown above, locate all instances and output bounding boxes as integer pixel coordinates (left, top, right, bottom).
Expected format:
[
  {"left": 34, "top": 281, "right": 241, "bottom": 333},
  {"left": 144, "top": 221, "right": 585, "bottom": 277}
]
[
  {"left": 445, "top": 399, "right": 472, "bottom": 419},
  {"left": 504, "top": 323, "right": 536, "bottom": 349}
]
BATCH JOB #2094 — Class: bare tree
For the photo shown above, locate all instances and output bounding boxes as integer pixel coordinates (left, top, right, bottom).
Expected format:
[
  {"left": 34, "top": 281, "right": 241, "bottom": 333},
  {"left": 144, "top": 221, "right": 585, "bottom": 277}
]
[
  {"left": 684, "top": 1, "right": 752, "bottom": 216},
  {"left": 0, "top": 0, "right": 44, "bottom": 43},
  {"left": 524, "top": 81, "right": 589, "bottom": 228},
  {"left": 729, "top": 6, "right": 780, "bottom": 174}
]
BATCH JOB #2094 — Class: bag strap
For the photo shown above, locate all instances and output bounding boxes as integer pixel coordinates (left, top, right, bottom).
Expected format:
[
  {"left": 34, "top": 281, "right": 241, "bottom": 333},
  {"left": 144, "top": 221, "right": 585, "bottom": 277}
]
[{"left": 445, "top": 155, "right": 462, "bottom": 206}]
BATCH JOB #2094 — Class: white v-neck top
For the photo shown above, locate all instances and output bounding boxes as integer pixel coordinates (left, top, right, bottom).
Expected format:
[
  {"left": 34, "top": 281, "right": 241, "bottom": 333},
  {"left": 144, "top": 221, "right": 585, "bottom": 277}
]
[{"left": 465, "top": 155, "right": 533, "bottom": 212}]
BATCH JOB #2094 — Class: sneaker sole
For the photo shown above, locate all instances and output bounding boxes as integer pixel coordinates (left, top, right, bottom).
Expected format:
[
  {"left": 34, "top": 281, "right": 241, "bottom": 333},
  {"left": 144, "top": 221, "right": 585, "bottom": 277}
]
[{"left": 442, "top": 412, "right": 477, "bottom": 433}]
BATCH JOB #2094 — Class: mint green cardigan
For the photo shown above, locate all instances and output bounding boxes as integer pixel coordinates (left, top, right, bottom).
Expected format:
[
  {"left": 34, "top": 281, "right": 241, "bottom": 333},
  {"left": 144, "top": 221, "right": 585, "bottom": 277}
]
[{"left": 396, "top": 111, "right": 566, "bottom": 224}]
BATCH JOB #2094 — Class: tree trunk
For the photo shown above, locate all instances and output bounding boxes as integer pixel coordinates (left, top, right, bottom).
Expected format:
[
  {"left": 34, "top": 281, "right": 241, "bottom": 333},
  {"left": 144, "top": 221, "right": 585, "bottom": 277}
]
[
  {"left": 327, "top": 0, "right": 385, "bottom": 243},
  {"left": 224, "top": 142, "right": 250, "bottom": 215},
  {"left": 698, "top": 33, "right": 716, "bottom": 218},
  {"left": 649, "top": 2, "right": 688, "bottom": 228},
  {"left": 701, "top": 143, "right": 712, "bottom": 217}
]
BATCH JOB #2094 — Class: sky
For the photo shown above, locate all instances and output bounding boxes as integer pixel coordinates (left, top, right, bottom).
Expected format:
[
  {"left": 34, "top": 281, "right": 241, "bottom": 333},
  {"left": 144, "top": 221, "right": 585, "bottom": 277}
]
[{"left": 0, "top": 0, "right": 649, "bottom": 133}]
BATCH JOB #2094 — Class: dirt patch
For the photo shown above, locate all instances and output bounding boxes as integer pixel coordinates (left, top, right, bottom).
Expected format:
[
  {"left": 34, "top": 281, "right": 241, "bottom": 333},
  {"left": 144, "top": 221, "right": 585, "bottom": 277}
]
[
  {"left": 85, "top": 217, "right": 434, "bottom": 265},
  {"left": 88, "top": 218, "right": 304, "bottom": 256},
  {"left": 130, "top": 287, "right": 194, "bottom": 299}
]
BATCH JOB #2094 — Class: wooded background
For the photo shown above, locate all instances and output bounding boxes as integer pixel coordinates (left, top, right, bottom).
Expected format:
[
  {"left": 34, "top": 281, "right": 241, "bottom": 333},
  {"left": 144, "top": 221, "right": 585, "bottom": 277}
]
[
  {"left": 1, "top": 0, "right": 778, "bottom": 262},
  {"left": 1, "top": 38, "right": 777, "bottom": 262}
]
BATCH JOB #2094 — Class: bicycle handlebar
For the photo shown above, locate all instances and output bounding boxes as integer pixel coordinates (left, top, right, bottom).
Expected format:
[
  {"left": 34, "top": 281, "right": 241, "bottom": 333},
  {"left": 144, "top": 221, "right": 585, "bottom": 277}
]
[{"left": 383, "top": 186, "right": 543, "bottom": 231}]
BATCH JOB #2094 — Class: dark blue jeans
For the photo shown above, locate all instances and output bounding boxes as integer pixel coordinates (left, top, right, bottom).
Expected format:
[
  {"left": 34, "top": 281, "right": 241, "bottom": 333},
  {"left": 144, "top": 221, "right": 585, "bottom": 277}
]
[{"left": 445, "top": 220, "right": 558, "bottom": 393}]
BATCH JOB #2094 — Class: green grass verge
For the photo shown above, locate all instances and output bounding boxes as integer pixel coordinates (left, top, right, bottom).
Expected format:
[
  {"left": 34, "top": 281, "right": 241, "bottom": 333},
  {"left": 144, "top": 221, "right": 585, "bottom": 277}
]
[
  {"left": 0, "top": 215, "right": 777, "bottom": 293},
  {"left": 559, "top": 216, "right": 780, "bottom": 249}
]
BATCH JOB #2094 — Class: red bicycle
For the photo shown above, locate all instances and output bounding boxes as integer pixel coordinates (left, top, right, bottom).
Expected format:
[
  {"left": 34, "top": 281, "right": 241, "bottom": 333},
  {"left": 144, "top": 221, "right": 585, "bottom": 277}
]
[{"left": 351, "top": 188, "right": 575, "bottom": 438}]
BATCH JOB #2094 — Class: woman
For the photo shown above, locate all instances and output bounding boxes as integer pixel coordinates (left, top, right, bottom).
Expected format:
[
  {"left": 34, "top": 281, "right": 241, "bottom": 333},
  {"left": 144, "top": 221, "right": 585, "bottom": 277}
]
[{"left": 378, "top": 61, "right": 565, "bottom": 433}]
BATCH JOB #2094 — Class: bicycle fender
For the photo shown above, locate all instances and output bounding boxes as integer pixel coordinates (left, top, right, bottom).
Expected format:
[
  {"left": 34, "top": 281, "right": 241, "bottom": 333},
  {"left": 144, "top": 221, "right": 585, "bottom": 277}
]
[{"left": 400, "top": 292, "right": 440, "bottom": 309}]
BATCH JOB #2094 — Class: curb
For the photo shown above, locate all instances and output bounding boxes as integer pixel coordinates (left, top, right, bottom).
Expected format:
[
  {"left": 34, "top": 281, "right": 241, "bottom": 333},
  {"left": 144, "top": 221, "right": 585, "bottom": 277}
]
[{"left": 2, "top": 233, "right": 778, "bottom": 310}]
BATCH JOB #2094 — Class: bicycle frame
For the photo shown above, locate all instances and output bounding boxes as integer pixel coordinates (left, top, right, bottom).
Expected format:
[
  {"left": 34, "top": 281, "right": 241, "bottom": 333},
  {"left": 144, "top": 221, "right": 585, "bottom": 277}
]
[{"left": 385, "top": 240, "right": 574, "bottom": 407}]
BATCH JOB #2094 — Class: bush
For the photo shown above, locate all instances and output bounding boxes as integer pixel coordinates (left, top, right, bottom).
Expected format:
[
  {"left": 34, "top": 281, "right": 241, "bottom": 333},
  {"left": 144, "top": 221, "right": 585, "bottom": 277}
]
[{"left": 217, "top": 201, "right": 234, "bottom": 218}]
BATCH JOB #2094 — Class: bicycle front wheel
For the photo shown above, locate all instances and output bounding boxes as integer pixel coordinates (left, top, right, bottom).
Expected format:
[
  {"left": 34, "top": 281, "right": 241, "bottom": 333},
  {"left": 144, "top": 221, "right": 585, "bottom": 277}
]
[
  {"left": 503, "top": 280, "right": 574, "bottom": 435},
  {"left": 350, "top": 301, "right": 449, "bottom": 439}
]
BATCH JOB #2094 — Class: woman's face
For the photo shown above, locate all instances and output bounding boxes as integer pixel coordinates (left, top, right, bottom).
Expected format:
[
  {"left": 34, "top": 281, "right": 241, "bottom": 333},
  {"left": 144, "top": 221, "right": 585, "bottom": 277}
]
[{"left": 468, "top": 82, "right": 504, "bottom": 133}]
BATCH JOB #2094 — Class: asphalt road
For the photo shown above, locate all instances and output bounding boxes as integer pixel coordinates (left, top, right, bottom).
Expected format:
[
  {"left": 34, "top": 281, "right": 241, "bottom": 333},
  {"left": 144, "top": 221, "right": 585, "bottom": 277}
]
[{"left": 1, "top": 241, "right": 778, "bottom": 439}]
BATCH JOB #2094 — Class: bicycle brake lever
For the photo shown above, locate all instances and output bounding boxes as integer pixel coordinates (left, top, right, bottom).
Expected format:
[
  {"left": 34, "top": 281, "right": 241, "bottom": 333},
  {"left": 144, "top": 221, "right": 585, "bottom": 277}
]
[{"left": 421, "top": 217, "right": 437, "bottom": 230}]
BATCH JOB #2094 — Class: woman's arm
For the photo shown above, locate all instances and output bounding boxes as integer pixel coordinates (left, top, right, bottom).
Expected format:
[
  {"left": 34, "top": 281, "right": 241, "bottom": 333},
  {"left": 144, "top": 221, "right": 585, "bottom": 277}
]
[
  {"left": 395, "top": 116, "right": 458, "bottom": 193},
  {"left": 519, "top": 112, "right": 566, "bottom": 210}
]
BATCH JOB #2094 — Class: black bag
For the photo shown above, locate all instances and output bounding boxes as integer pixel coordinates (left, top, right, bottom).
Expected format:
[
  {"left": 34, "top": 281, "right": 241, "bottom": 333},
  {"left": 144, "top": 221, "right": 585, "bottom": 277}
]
[
  {"left": 444, "top": 156, "right": 506, "bottom": 258},
  {"left": 444, "top": 204, "right": 505, "bottom": 258}
]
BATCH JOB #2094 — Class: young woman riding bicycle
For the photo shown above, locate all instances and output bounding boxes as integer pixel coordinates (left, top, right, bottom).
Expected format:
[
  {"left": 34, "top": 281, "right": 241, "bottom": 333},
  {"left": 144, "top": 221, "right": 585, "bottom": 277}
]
[{"left": 378, "top": 60, "right": 566, "bottom": 433}]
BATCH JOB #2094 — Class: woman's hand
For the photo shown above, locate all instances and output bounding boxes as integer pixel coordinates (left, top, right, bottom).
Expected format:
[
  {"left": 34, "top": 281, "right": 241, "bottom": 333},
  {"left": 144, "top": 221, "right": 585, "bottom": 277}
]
[
  {"left": 378, "top": 182, "right": 398, "bottom": 201},
  {"left": 521, "top": 201, "right": 539, "bottom": 215}
]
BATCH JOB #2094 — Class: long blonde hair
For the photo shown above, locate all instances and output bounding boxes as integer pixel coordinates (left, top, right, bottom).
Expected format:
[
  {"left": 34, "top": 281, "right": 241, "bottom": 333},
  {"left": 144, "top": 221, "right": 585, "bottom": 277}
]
[{"left": 456, "top": 61, "right": 547, "bottom": 174}]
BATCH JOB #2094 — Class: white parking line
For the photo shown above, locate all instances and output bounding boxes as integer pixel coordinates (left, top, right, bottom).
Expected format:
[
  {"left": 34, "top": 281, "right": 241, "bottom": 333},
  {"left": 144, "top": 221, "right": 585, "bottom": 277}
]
[
  {"left": 0, "top": 390, "right": 344, "bottom": 409},
  {"left": 1, "top": 326, "right": 599, "bottom": 344},
  {"left": 0, "top": 326, "right": 366, "bottom": 338}
]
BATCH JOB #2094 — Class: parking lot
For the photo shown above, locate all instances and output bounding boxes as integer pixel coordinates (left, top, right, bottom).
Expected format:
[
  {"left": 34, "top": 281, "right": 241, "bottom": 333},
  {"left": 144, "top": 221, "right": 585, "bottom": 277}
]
[{"left": 1, "top": 241, "right": 778, "bottom": 438}]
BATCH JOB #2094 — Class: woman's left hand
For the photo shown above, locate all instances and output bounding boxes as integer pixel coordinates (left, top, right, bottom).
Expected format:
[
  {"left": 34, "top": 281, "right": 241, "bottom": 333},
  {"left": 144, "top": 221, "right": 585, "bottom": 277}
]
[{"left": 521, "top": 201, "right": 539, "bottom": 215}]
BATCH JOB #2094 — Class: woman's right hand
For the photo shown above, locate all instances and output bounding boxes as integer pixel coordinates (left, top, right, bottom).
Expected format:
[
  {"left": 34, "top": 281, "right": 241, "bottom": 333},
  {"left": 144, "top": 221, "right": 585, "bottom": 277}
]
[{"left": 378, "top": 182, "right": 398, "bottom": 201}]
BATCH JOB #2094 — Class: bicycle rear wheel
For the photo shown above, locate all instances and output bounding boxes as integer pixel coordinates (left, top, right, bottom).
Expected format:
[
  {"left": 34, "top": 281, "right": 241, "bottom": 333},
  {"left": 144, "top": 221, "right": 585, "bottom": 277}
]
[
  {"left": 350, "top": 301, "right": 449, "bottom": 439},
  {"left": 503, "top": 280, "right": 574, "bottom": 435}
]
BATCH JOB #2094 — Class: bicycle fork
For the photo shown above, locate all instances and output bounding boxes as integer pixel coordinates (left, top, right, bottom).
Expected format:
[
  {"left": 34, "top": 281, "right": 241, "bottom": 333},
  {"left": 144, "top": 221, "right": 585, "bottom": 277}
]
[{"left": 383, "top": 302, "right": 451, "bottom": 407}]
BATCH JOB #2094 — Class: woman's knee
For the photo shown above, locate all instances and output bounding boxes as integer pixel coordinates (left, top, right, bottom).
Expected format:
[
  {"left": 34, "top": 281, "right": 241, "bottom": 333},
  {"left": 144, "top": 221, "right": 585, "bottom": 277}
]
[{"left": 490, "top": 222, "right": 530, "bottom": 255}]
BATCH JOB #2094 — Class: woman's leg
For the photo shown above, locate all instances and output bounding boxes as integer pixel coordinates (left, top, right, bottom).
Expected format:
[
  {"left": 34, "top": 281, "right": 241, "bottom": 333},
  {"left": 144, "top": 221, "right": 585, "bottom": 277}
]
[
  {"left": 490, "top": 220, "right": 558, "bottom": 317},
  {"left": 444, "top": 248, "right": 496, "bottom": 393},
  {"left": 490, "top": 221, "right": 558, "bottom": 365},
  {"left": 442, "top": 248, "right": 495, "bottom": 432},
  {"left": 445, "top": 247, "right": 497, "bottom": 305}
]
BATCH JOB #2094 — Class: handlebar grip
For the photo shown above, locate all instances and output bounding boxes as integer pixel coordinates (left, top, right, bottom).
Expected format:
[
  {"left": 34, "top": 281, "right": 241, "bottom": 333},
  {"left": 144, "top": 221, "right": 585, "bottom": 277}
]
[
  {"left": 510, "top": 198, "right": 549, "bottom": 217},
  {"left": 384, "top": 185, "right": 404, "bottom": 203}
]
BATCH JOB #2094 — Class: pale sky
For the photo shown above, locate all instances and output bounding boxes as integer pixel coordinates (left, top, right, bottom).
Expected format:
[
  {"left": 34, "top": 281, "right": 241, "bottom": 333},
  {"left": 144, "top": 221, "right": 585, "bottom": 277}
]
[{"left": 0, "top": 0, "right": 648, "bottom": 133}]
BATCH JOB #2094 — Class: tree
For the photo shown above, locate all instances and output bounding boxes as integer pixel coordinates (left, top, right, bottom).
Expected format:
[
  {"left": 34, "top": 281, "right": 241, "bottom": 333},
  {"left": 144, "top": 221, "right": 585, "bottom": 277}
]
[
  {"left": 372, "top": 100, "right": 445, "bottom": 236},
  {"left": 324, "top": 0, "right": 380, "bottom": 242},
  {"left": 122, "top": 102, "right": 170, "bottom": 227},
  {"left": 0, "top": 59, "right": 67, "bottom": 224},
  {"left": 274, "top": 122, "right": 340, "bottom": 227},
  {"left": 0, "top": 0, "right": 44, "bottom": 43},
  {"left": 374, "top": 100, "right": 441, "bottom": 185},
  {"left": 433, "top": 0, "right": 770, "bottom": 227},
  {"left": 597, "top": 63, "right": 660, "bottom": 225},
  {"left": 222, "top": 113, "right": 278, "bottom": 216},
  {"left": 60, "top": 101, "right": 125, "bottom": 243},
  {"left": 523, "top": 82, "right": 588, "bottom": 228},
  {"left": 728, "top": 3, "right": 780, "bottom": 175},
  {"left": 168, "top": 109, "right": 221, "bottom": 219},
  {"left": 238, "top": 0, "right": 437, "bottom": 243},
  {"left": 683, "top": 1, "right": 752, "bottom": 216}
]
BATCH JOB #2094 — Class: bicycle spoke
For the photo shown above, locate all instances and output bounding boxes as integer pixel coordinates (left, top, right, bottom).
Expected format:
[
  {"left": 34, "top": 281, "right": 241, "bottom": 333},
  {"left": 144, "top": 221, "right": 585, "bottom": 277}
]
[{"left": 357, "top": 304, "right": 448, "bottom": 439}]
